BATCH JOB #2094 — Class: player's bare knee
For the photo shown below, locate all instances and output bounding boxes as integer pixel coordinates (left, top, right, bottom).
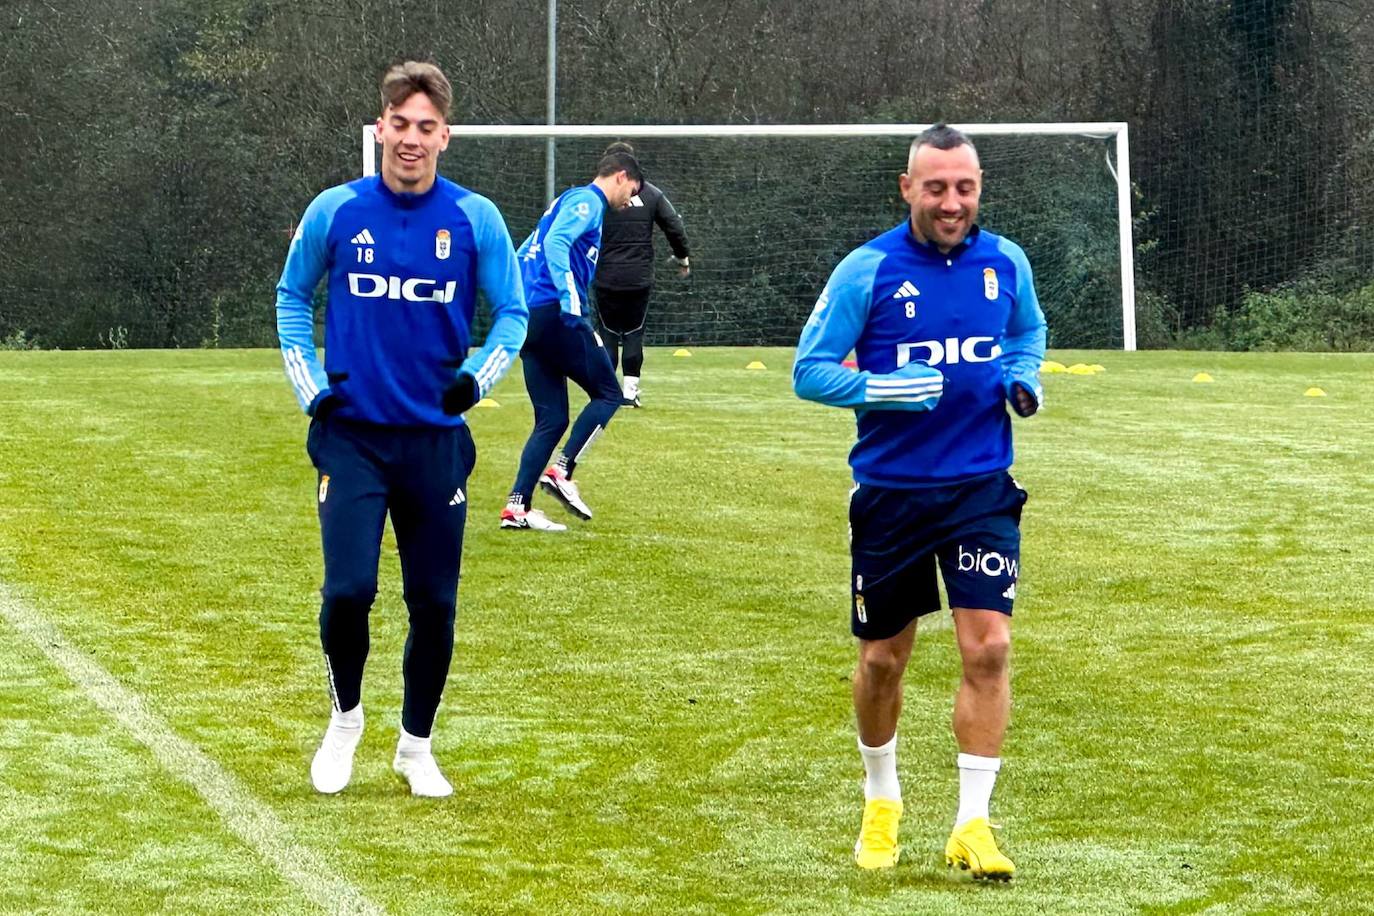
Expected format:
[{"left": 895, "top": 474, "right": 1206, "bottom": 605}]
[
  {"left": 960, "top": 633, "right": 1010, "bottom": 683},
  {"left": 857, "top": 642, "right": 909, "bottom": 685}
]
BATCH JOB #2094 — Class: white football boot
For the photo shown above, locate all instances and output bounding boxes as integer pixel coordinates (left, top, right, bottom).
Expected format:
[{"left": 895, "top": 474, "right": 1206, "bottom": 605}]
[
  {"left": 539, "top": 465, "right": 593, "bottom": 520},
  {"left": 500, "top": 501, "right": 568, "bottom": 531},
  {"left": 393, "top": 729, "right": 453, "bottom": 798},
  {"left": 311, "top": 706, "right": 363, "bottom": 794}
]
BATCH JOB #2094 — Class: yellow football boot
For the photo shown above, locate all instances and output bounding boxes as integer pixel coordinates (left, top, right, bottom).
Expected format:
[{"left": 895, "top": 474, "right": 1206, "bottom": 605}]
[
  {"left": 945, "top": 817, "right": 1014, "bottom": 880},
  {"left": 853, "top": 798, "right": 903, "bottom": 869}
]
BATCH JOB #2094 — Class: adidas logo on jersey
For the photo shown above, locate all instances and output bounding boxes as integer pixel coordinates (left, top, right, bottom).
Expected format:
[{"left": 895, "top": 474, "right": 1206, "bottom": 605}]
[
  {"left": 891, "top": 280, "right": 920, "bottom": 299},
  {"left": 448, "top": 487, "right": 466, "bottom": 507},
  {"left": 351, "top": 229, "right": 376, "bottom": 245}
]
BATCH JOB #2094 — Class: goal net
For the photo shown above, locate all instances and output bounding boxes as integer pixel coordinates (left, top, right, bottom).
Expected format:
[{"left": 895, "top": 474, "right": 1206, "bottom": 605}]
[{"left": 366, "top": 124, "right": 1135, "bottom": 350}]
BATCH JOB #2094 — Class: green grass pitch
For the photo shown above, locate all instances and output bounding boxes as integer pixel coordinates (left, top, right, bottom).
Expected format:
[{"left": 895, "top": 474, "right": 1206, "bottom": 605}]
[{"left": 0, "top": 347, "right": 1371, "bottom": 914}]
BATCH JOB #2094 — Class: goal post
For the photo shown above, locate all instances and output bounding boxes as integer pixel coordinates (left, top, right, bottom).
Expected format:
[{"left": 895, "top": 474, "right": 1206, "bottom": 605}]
[{"left": 363, "top": 122, "right": 1137, "bottom": 350}]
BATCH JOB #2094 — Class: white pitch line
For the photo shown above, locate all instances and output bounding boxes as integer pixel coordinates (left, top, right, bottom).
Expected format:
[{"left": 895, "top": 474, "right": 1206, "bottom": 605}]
[{"left": 0, "top": 582, "right": 385, "bottom": 916}]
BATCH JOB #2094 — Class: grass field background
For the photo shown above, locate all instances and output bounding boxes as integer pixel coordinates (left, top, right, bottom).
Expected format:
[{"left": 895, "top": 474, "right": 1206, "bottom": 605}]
[{"left": 0, "top": 347, "right": 1371, "bottom": 914}]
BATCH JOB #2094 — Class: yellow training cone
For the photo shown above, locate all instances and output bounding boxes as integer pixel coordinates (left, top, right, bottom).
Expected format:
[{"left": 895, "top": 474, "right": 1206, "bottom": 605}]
[
  {"left": 1304, "top": 387, "right": 1327, "bottom": 397},
  {"left": 1041, "top": 360, "right": 1067, "bottom": 373},
  {"left": 746, "top": 360, "right": 767, "bottom": 370},
  {"left": 476, "top": 398, "right": 501, "bottom": 408},
  {"left": 673, "top": 348, "right": 692, "bottom": 357},
  {"left": 1192, "top": 372, "right": 1214, "bottom": 383},
  {"left": 1067, "top": 364, "right": 1096, "bottom": 375}
]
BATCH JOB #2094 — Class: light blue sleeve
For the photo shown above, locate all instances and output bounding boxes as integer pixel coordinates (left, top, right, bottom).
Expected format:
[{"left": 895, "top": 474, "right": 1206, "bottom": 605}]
[
  {"left": 542, "top": 187, "right": 600, "bottom": 313},
  {"left": 793, "top": 248, "right": 944, "bottom": 411},
  {"left": 996, "top": 238, "right": 1048, "bottom": 406},
  {"left": 455, "top": 194, "right": 528, "bottom": 398},
  {"left": 275, "top": 186, "right": 354, "bottom": 414}
]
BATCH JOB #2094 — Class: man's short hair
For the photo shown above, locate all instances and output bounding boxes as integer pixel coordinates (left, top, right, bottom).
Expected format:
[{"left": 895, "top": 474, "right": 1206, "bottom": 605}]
[
  {"left": 603, "top": 141, "right": 635, "bottom": 157},
  {"left": 380, "top": 61, "right": 453, "bottom": 120},
  {"left": 910, "top": 122, "right": 978, "bottom": 163},
  {"left": 596, "top": 148, "right": 643, "bottom": 184}
]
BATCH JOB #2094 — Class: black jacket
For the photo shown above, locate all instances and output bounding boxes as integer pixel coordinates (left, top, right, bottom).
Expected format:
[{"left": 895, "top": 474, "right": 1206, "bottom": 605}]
[{"left": 593, "top": 181, "right": 690, "bottom": 291}]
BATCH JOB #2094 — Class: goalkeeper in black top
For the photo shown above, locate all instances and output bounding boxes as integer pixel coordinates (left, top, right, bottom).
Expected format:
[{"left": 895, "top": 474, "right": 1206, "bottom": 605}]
[{"left": 591, "top": 141, "right": 691, "bottom": 407}]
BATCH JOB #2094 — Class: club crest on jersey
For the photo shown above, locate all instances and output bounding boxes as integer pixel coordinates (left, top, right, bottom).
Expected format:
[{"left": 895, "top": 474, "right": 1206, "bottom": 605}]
[
  {"left": 436, "top": 229, "right": 451, "bottom": 260},
  {"left": 983, "top": 267, "right": 999, "bottom": 300}
]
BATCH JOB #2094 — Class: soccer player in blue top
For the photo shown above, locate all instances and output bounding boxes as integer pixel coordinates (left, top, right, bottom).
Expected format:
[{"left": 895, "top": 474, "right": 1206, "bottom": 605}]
[
  {"left": 793, "top": 124, "right": 1046, "bottom": 877},
  {"left": 275, "top": 61, "right": 528, "bottom": 798},
  {"left": 500, "top": 149, "right": 644, "bottom": 531}
]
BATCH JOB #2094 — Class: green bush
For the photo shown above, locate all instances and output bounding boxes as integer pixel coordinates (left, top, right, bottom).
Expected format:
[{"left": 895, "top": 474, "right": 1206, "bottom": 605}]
[
  {"left": 1132, "top": 288, "right": 1182, "bottom": 350},
  {"left": 1226, "top": 279, "right": 1374, "bottom": 351},
  {"left": 0, "top": 329, "right": 40, "bottom": 351}
]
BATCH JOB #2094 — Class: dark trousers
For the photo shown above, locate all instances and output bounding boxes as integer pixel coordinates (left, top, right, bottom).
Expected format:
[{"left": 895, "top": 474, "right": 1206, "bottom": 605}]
[
  {"left": 510, "top": 304, "right": 621, "bottom": 505},
  {"left": 594, "top": 285, "right": 652, "bottom": 377},
  {"left": 307, "top": 415, "right": 475, "bottom": 737}
]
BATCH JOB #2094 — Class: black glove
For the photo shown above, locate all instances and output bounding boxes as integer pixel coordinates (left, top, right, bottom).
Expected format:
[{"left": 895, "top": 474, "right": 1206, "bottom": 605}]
[
  {"left": 1009, "top": 381, "right": 1039, "bottom": 417},
  {"left": 442, "top": 373, "right": 480, "bottom": 415},
  {"left": 310, "top": 391, "right": 346, "bottom": 421}
]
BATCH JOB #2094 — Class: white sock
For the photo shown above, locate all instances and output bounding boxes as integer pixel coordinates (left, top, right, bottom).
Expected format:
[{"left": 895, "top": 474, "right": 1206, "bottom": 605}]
[
  {"left": 392, "top": 727, "right": 452, "bottom": 797},
  {"left": 396, "top": 726, "right": 431, "bottom": 756},
  {"left": 955, "top": 752, "right": 1001, "bottom": 825},
  {"left": 331, "top": 703, "right": 363, "bottom": 730},
  {"left": 858, "top": 735, "right": 901, "bottom": 802},
  {"left": 623, "top": 375, "right": 639, "bottom": 397}
]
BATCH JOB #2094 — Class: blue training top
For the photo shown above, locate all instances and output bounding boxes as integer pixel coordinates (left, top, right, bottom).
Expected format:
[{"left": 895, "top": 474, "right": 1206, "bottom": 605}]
[
  {"left": 516, "top": 184, "right": 608, "bottom": 316},
  {"left": 794, "top": 222, "right": 1047, "bottom": 488},
  {"left": 275, "top": 175, "right": 528, "bottom": 426}
]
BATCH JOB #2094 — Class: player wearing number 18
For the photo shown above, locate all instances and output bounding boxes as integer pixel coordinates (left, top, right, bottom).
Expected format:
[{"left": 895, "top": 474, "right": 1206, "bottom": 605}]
[
  {"left": 793, "top": 123, "right": 1046, "bottom": 878},
  {"left": 275, "top": 61, "right": 528, "bottom": 798}
]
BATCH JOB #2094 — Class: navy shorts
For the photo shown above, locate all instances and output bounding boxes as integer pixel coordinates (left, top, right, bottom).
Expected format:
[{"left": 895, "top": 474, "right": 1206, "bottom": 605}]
[{"left": 849, "top": 472, "right": 1028, "bottom": 640}]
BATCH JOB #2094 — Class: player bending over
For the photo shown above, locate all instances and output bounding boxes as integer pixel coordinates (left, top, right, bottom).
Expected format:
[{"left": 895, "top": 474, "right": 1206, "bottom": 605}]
[{"left": 501, "top": 149, "right": 643, "bottom": 531}]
